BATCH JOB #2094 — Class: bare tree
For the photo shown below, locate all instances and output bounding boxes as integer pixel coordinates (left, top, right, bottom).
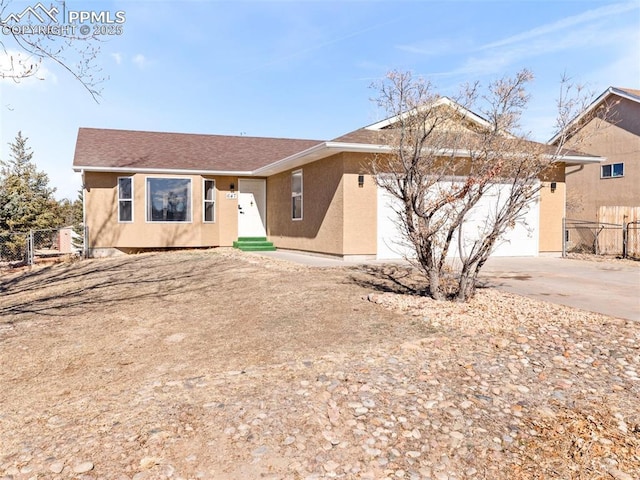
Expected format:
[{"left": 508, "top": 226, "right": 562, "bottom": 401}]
[
  {"left": 0, "top": 0, "right": 104, "bottom": 101},
  {"left": 551, "top": 74, "right": 606, "bottom": 153},
  {"left": 370, "top": 70, "right": 596, "bottom": 302}
]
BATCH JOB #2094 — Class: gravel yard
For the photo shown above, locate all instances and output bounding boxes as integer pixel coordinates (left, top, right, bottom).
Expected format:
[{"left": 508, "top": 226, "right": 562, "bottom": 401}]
[{"left": 0, "top": 249, "right": 638, "bottom": 479}]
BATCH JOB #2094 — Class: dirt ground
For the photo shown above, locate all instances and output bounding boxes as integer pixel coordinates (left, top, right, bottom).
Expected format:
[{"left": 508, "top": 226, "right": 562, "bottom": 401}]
[{"left": 0, "top": 249, "right": 638, "bottom": 480}]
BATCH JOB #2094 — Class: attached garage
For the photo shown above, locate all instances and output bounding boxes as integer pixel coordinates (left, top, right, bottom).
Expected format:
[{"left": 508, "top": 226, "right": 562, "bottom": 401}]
[{"left": 376, "top": 181, "right": 541, "bottom": 260}]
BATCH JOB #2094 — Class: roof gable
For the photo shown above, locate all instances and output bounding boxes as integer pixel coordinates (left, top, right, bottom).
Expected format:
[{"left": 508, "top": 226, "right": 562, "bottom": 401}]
[
  {"left": 362, "top": 97, "right": 495, "bottom": 133},
  {"left": 333, "top": 96, "right": 514, "bottom": 146},
  {"left": 548, "top": 86, "right": 640, "bottom": 144}
]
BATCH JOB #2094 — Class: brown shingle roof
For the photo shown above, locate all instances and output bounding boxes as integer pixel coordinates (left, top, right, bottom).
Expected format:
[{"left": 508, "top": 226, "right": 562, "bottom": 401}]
[{"left": 73, "top": 128, "right": 323, "bottom": 172}]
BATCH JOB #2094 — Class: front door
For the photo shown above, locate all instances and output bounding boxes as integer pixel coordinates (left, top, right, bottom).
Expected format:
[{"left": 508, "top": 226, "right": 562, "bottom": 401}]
[{"left": 238, "top": 178, "right": 267, "bottom": 237}]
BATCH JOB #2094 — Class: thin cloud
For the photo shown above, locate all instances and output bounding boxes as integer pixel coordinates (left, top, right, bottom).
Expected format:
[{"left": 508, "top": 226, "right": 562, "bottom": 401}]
[
  {"left": 396, "top": 38, "right": 469, "bottom": 57},
  {"left": 111, "top": 53, "right": 123, "bottom": 65},
  {"left": 239, "top": 16, "right": 400, "bottom": 76},
  {"left": 477, "top": 2, "right": 638, "bottom": 51},
  {"left": 132, "top": 54, "right": 148, "bottom": 69},
  {"left": 397, "top": 2, "right": 639, "bottom": 80},
  {"left": 435, "top": 3, "right": 639, "bottom": 78},
  {"left": 456, "top": 28, "right": 600, "bottom": 76}
]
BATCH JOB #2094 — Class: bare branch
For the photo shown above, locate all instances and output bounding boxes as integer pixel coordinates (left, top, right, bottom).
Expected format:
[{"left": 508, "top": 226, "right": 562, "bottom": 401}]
[
  {"left": 0, "top": 0, "right": 106, "bottom": 101},
  {"left": 369, "top": 69, "right": 562, "bottom": 302}
]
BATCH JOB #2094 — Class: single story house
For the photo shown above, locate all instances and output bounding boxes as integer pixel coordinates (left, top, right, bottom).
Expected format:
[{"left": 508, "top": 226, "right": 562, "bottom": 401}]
[{"left": 73, "top": 99, "right": 603, "bottom": 259}]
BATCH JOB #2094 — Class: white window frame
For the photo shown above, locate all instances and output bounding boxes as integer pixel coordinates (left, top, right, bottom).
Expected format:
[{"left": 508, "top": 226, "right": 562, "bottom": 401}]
[
  {"left": 601, "top": 162, "right": 624, "bottom": 178},
  {"left": 203, "top": 178, "right": 216, "bottom": 223},
  {"left": 292, "top": 169, "right": 303, "bottom": 221},
  {"left": 117, "top": 176, "right": 133, "bottom": 223},
  {"left": 145, "top": 177, "right": 193, "bottom": 223}
]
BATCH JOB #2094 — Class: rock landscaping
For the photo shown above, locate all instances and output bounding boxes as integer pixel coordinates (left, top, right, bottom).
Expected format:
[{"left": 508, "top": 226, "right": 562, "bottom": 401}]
[{"left": 0, "top": 249, "right": 638, "bottom": 479}]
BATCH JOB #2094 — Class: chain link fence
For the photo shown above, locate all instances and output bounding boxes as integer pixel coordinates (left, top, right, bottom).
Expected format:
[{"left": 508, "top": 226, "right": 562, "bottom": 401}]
[
  {"left": 0, "top": 231, "right": 29, "bottom": 266},
  {"left": 624, "top": 221, "right": 640, "bottom": 259},
  {"left": 1, "top": 225, "right": 86, "bottom": 268},
  {"left": 563, "top": 218, "right": 639, "bottom": 259}
]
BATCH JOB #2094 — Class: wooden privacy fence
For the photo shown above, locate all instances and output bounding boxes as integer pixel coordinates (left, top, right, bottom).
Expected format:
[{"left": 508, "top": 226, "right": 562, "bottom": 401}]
[
  {"left": 626, "top": 221, "right": 640, "bottom": 259},
  {"left": 599, "top": 206, "right": 640, "bottom": 258},
  {"left": 563, "top": 206, "right": 640, "bottom": 258}
]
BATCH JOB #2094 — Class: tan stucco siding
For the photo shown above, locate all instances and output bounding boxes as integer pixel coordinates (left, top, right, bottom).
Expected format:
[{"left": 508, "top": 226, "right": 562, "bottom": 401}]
[
  {"left": 266, "top": 154, "right": 345, "bottom": 255},
  {"left": 341, "top": 153, "right": 377, "bottom": 255},
  {"left": 565, "top": 98, "right": 640, "bottom": 222},
  {"left": 538, "top": 164, "right": 566, "bottom": 253},
  {"left": 213, "top": 176, "right": 240, "bottom": 247},
  {"left": 83, "top": 172, "right": 237, "bottom": 253}
]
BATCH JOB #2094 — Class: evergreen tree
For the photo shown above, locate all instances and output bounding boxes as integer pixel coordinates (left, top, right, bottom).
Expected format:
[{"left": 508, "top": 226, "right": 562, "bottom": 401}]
[
  {"left": 71, "top": 188, "right": 85, "bottom": 253},
  {"left": 0, "top": 131, "right": 60, "bottom": 233}
]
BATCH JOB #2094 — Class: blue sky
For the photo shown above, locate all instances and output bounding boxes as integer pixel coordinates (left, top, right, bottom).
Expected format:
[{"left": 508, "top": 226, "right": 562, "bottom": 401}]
[{"left": 1, "top": 0, "right": 639, "bottom": 200}]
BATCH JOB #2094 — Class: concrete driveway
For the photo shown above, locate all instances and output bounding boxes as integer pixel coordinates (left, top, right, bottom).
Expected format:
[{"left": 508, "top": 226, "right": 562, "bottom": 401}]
[
  {"left": 479, "top": 256, "right": 640, "bottom": 322},
  {"left": 256, "top": 251, "right": 640, "bottom": 321}
]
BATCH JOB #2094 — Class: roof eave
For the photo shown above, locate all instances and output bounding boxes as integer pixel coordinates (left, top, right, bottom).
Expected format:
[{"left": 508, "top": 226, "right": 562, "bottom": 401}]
[
  {"left": 552, "top": 154, "right": 605, "bottom": 166},
  {"left": 73, "top": 165, "right": 254, "bottom": 176},
  {"left": 74, "top": 147, "right": 604, "bottom": 177},
  {"left": 609, "top": 87, "right": 640, "bottom": 103}
]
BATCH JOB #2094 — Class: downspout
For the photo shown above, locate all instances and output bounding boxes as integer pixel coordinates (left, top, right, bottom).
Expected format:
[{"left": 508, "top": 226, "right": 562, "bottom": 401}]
[{"left": 81, "top": 169, "right": 87, "bottom": 258}]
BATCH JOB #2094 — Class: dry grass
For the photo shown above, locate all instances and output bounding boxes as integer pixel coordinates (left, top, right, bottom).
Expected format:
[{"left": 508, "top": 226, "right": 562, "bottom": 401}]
[{"left": 1, "top": 248, "right": 638, "bottom": 479}]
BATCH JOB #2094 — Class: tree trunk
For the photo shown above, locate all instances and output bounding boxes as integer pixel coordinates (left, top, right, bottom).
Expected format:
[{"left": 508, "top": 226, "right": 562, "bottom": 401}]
[
  {"left": 427, "top": 268, "right": 445, "bottom": 301},
  {"left": 455, "top": 266, "right": 478, "bottom": 302}
]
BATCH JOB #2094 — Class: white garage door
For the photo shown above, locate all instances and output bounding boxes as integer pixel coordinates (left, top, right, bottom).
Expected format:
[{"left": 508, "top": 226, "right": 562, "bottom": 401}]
[{"left": 377, "top": 181, "right": 540, "bottom": 260}]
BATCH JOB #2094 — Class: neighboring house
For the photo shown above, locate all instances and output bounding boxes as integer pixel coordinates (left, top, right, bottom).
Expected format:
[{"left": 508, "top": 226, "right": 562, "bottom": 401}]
[
  {"left": 550, "top": 86, "right": 640, "bottom": 223},
  {"left": 73, "top": 100, "right": 602, "bottom": 259}
]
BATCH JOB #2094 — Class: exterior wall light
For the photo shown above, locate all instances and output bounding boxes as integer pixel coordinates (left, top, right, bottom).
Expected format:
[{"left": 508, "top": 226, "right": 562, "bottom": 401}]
[
  {"left": 358, "top": 174, "right": 365, "bottom": 188},
  {"left": 230, "top": 183, "right": 235, "bottom": 192},
  {"left": 550, "top": 182, "right": 557, "bottom": 193}
]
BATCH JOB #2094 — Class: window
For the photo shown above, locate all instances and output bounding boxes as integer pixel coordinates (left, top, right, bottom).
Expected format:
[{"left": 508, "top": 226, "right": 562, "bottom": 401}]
[
  {"left": 203, "top": 179, "right": 215, "bottom": 222},
  {"left": 291, "top": 170, "right": 303, "bottom": 220},
  {"left": 118, "top": 177, "right": 133, "bottom": 222},
  {"left": 601, "top": 163, "right": 624, "bottom": 178},
  {"left": 146, "top": 178, "right": 192, "bottom": 222}
]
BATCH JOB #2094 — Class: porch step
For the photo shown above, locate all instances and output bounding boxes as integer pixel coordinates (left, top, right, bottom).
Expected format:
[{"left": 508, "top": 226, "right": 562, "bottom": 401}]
[{"left": 233, "top": 237, "right": 276, "bottom": 252}]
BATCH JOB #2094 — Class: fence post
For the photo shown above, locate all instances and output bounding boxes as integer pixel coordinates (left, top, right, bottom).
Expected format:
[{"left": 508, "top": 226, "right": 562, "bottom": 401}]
[
  {"left": 84, "top": 225, "right": 89, "bottom": 258},
  {"left": 622, "top": 221, "right": 628, "bottom": 259},
  {"left": 562, "top": 217, "right": 566, "bottom": 258},
  {"left": 594, "top": 225, "right": 604, "bottom": 256},
  {"left": 28, "top": 230, "right": 34, "bottom": 265}
]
